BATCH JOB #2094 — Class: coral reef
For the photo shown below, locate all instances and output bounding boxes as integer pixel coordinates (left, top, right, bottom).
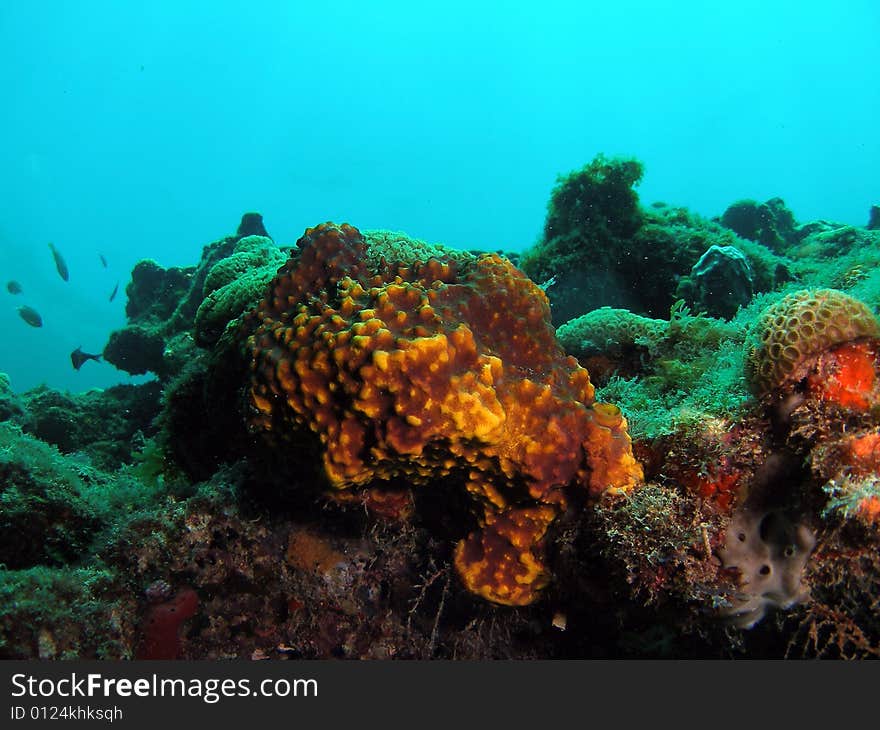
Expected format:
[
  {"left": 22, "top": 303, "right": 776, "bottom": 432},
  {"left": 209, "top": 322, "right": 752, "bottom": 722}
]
[
  {"left": 560, "top": 302, "right": 749, "bottom": 437},
  {"left": 584, "top": 283, "right": 880, "bottom": 651},
  {"left": 519, "top": 155, "right": 645, "bottom": 323},
  {"left": 556, "top": 307, "right": 668, "bottom": 384},
  {"left": 0, "top": 424, "right": 101, "bottom": 568},
  {"left": 0, "top": 373, "right": 28, "bottom": 424},
  {"left": 5, "top": 178, "right": 880, "bottom": 660}
]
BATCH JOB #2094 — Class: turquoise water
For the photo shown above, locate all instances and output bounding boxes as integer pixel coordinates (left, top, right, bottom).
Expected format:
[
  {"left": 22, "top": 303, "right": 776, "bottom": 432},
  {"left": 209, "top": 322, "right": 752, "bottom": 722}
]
[{"left": 0, "top": 0, "right": 877, "bottom": 393}]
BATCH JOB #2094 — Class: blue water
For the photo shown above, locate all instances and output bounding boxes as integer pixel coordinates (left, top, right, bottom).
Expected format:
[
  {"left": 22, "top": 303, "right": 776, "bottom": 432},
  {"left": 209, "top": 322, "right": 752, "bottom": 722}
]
[{"left": 1, "top": 1, "right": 878, "bottom": 393}]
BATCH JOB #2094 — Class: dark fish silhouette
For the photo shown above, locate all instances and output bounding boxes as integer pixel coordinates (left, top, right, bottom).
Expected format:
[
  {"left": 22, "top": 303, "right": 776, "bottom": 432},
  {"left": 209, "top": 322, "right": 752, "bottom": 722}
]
[
  {"left": 99, "top": 254, "right": 108, "bottom": 268},
  {"left": 48, "top": 242, "right": 69, "bottom": 281},
  {"left": 17, "top": 305, "right": 43, "bottom": 327},
  {"left": 6, "top": 280, "right": 22, "bottom": 295},
  {"left": 109, "top": 280, "right": 119, "bottom": 302},
  {"left": 71, "top": 346, "right": 102, "bottom": 370}
]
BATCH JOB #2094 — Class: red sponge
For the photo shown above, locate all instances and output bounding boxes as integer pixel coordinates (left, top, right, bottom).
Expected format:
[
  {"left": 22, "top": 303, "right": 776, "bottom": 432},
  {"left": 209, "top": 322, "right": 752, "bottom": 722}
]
[{"left": 136, "top": 587, "right": 199, "bottom": 660}]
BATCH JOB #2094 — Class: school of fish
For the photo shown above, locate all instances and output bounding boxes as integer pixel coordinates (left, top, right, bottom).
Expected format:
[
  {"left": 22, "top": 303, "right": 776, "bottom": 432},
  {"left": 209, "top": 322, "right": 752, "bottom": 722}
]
[{"left": 7, "top": 245, "right": 118, "bottom": 370}]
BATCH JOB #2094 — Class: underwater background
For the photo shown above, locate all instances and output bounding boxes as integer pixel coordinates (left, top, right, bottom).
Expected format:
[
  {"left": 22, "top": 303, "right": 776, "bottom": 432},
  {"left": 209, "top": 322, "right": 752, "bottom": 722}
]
[
  {"left": 2, "top": 2, "right": 880, "bottom": 661},
  {"left": 1, "top": 0, "right": 877, "bottom": 393}
]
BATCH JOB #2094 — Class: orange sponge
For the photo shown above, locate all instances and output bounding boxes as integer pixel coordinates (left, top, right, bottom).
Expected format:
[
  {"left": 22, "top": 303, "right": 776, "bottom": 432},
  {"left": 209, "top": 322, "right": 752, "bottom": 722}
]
[{"left": 241, "top": 223, "right": 643, "bottom": 605}]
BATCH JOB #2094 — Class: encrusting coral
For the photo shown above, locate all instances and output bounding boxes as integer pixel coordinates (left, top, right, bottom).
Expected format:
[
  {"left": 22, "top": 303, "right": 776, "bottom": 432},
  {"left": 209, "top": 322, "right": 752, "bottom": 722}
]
[
  {"left": 194, "top": 235, "right": 287, "bottom": 347},
  {"left": 239, "top": 222, "right": 643, "bottom": 605}
]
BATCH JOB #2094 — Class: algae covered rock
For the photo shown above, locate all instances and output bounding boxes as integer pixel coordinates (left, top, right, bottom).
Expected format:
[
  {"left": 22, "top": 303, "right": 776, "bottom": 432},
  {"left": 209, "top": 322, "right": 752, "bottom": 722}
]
[
  {"left": 0, "top": 372, "right": 28, "bottom": 426},
  {"left": 21, "top": 382, "right": 162, "bottom": 468},
  {"left": 787, "top": 223, "right": 880, "bottom": 260},
  {"left": 719, "top": 197, "right": 799, "bottom": 253},
  {"left": 102, "top": 256, "right": 199, "bottom": 379},
  {"left": 635, "top": 204, "right": 790, "bottom": 317},
  {"left": 0, "top": 424, "right": 101, "bottom": 568},
  {"left": 122, "top": 259, "right": 194, "bottom": 324},
  {"left": 521, "top": 159, "right": 792, "bottom": 324},
  {"left": 676, "top": 244, "right": 754, "bottom": 319},
  {"left": 520, "top": 154, "right": 646, "bottom": 324},
  {"left": 104, "top": 212, "right": 274, "bottom": 379}
]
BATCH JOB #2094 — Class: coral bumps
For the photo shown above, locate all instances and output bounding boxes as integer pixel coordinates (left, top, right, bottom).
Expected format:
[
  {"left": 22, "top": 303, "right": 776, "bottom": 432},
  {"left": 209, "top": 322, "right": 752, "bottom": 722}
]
[{"left": 240, "top": 223, "right": 643, "bottom": 605}]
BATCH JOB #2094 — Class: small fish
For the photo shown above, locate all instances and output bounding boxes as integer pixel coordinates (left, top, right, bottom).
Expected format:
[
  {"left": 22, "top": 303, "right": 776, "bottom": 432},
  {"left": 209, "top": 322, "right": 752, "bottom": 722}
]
[
  {"left": 70, "top": 346, "right": 102, "bottom": 371},
  {"left": 48, "top": 242, "right": 69, "bottom": 282},
  {"left": 17, "top": 304, "right": 43, "bottom": 327},
  {"left": 6, "top": 280, "right": 22, "bottom": 295},
  {"left": 99, "top": 253, "right": 108, "bottom": 268},
  {"left": 109, "top": 280, "right": 119, "bottom": 302}
]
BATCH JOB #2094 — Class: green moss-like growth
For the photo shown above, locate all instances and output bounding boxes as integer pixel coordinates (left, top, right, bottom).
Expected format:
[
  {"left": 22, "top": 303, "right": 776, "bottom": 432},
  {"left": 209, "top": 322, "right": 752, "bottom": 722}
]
[
  {"left": 562, "top": 302, "right": 750, "bottom": 440},
  {"left": 0, "top": 373, "right": 28, "bottom": 426},
  {"left": 20, "top": 382, "right": 162, "bottom": 469},
  {"left": 719, "top": 197, "right": 799, "bottom": 254},
  {"left": 784, "top": 225, "right": 880, "bottom": 312},
  {"left": 0, "top": 417, "right": 195, "bottom": 658},
  {"left": 543, "top": 155, "right": 644, "bottom": 242},
  {"left": 0, "top": 567, "right": 135, "bottom": 658},
  {"left": 0, "top": 424, "right": 101, "bottom": 568},
  {"left": 520, "top": 155, "right": 645, "bottom": 323},
  {"left": 638, "top": 204, "right": 792, "bottom": 316}
]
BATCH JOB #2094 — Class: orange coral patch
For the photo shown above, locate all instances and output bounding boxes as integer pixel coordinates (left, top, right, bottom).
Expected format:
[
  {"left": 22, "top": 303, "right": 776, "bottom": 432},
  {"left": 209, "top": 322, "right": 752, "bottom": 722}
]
[
  {"left": 857, "top": 496, "right": 880, "bottom": 524},
  {"left": 845, "top": 431, "right": 880, "bottom": 475},
  {"left": 286, "top": 529, "right": 347, "bottom": 577}
]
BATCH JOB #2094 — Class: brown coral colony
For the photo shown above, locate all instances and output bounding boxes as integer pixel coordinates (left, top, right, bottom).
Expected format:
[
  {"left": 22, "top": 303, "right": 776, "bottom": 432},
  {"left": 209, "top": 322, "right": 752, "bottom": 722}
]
[
  {"left": 240, "top": 222, "right": 643, "bottom": 605},
  {"left": 747, "top": 288, "right": 880, "bottom": 407}
]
